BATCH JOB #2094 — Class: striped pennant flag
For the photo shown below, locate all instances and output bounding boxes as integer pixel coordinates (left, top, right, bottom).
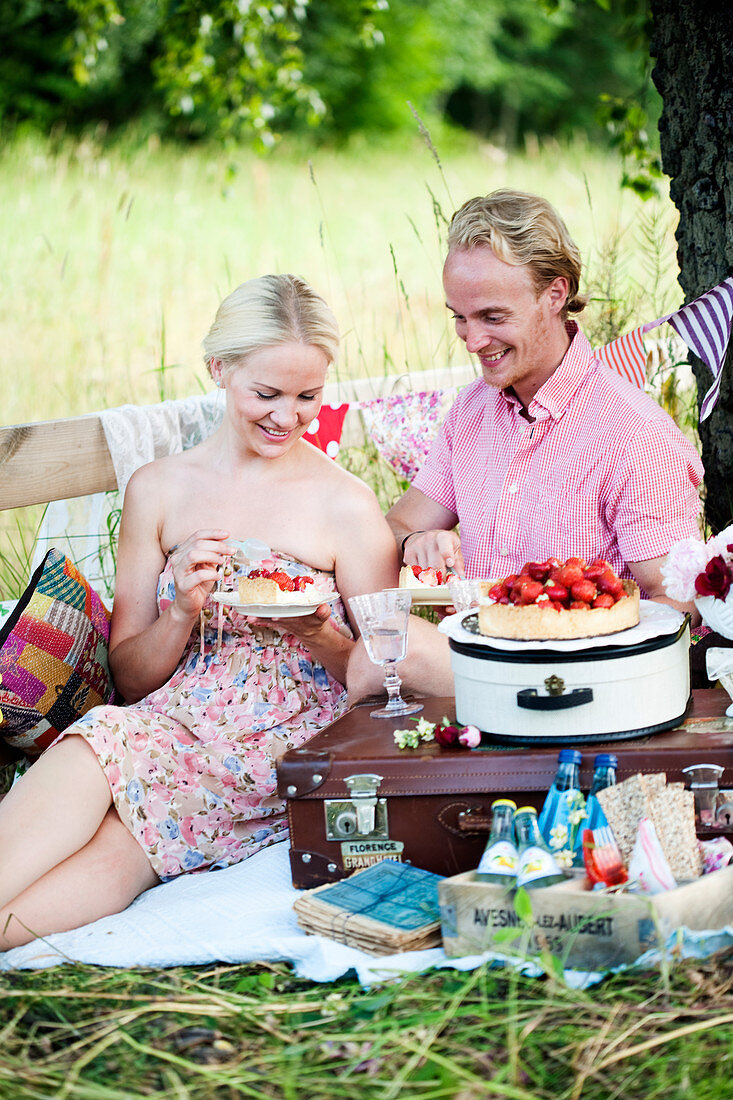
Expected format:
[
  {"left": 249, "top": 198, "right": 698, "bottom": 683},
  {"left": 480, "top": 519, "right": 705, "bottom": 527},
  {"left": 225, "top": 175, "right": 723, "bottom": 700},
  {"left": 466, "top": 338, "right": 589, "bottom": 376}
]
[
  {"left": 643, "top": 275, "right": 733, "bottom": 421},
  {"left": 595, "top": 325, "right": 647, "bottom": 389}
]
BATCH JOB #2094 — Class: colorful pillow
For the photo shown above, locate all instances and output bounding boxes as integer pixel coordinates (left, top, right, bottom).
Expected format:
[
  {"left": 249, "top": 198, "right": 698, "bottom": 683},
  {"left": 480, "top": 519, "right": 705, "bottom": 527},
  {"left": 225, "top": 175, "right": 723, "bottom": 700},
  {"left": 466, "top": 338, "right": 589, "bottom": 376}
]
[{"left": 0, "top": 548, "right": 114, "bottom": 756}]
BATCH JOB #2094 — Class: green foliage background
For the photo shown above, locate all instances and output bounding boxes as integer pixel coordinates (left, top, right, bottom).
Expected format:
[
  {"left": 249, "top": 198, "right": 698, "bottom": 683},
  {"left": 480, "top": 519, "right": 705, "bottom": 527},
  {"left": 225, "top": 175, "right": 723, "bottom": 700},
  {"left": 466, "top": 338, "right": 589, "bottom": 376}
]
[{"left": 0, "top": 0, "right": 658, "bottom": 153}]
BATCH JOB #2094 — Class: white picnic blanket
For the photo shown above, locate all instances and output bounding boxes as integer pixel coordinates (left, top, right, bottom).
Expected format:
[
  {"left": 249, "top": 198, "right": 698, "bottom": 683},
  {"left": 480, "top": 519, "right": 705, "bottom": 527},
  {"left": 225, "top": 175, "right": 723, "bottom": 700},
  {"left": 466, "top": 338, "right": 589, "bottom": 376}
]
[{"left": 3, "top": 841, "right": 733, "bottom": 988}]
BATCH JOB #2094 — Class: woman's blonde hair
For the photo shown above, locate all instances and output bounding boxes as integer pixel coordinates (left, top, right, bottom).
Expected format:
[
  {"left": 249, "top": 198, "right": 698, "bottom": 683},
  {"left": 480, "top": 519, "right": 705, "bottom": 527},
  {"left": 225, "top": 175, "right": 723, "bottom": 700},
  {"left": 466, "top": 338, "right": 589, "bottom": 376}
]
[
  {"left": 203, "top": 274, "right": 340, "bottom": 377},
  {"left": 447, "top": 189, "right": 587, "bottom": 316}
]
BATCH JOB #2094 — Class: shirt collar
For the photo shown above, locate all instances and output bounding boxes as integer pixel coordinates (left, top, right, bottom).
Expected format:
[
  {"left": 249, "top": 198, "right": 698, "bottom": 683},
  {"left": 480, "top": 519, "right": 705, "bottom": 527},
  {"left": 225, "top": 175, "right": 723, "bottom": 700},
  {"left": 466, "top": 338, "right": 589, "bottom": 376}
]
[{"left": 499, "top": 321, "right": 597, "bottom": 421}]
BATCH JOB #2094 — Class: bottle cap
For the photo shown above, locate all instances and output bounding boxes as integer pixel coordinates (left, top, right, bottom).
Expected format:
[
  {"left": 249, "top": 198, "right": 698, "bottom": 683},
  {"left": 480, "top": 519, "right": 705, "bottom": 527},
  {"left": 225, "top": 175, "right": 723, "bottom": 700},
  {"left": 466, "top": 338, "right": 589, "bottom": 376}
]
[
  {"left": 514, "top": 806, "right": 538, "bottom": 816},
  {"left": 593, "top": 753, "right": 617, "bottom": 767},
  {"left": 558, "top": 749, "right": 582, "bottom": 764},
  {"left": 491, "top": 798, "right": 517, "bottom": 810}
]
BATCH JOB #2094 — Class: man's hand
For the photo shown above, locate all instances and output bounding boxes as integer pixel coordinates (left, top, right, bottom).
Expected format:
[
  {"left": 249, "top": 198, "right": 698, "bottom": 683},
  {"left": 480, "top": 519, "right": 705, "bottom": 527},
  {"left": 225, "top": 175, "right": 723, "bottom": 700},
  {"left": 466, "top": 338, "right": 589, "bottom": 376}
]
[
  {"left": 402, "top": 530, "right": 465, "bottom": 579},
  {"left": 629, "top": 555, "right": 701, "bottom": 626}
]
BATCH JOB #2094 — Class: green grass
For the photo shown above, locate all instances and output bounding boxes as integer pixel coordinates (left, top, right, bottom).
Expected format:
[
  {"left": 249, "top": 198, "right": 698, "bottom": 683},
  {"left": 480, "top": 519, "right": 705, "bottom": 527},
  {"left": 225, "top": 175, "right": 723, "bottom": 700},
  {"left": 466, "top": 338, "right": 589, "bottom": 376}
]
[
  {"left": 2, "top": 128, "right": 682, "bottom": 428},
  {"left": 2, "top": 954, "right": 733, "bottom": 1098}
]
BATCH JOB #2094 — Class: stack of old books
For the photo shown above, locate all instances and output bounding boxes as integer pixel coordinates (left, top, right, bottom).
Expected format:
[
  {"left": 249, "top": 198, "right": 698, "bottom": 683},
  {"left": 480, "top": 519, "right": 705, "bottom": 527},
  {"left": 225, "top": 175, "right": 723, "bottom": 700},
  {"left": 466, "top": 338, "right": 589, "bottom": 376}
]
[{"left": 293, "top": 860, "right": 444, "bottom": 955}]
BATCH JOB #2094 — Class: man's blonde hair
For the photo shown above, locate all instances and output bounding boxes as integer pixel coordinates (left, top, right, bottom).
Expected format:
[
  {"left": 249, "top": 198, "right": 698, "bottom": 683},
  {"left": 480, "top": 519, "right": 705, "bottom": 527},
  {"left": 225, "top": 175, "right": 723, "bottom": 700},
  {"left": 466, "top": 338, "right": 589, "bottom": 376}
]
[
  {"left": 447, "top": 189, "right": 587, "bottom": 317},
  {"left": 203, "top": 274, "right": 340, "bottom": 377}
]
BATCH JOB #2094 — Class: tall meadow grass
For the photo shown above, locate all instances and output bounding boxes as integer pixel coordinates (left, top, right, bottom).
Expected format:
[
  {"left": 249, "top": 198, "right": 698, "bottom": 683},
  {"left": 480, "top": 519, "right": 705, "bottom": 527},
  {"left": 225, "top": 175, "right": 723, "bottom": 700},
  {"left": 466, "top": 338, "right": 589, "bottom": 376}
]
[{"left": 3, "top": 129, "right": 682, "bottom": 426}]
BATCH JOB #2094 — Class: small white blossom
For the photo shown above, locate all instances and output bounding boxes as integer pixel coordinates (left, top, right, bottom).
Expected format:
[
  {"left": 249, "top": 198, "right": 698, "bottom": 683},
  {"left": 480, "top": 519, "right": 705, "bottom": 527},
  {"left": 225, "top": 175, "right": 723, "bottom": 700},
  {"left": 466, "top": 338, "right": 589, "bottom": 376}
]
[
  {"left": 415, "top": 717, "right": 437, "bottom": 741},
  {"left": 555, "top": 848, "right": 575, "bottom": 869},
  {"left": 549, "top": 824, "right": 568, "bottom": 849},
  {"left": 568, "top": 808, "right": 586, "bottom": 827}
]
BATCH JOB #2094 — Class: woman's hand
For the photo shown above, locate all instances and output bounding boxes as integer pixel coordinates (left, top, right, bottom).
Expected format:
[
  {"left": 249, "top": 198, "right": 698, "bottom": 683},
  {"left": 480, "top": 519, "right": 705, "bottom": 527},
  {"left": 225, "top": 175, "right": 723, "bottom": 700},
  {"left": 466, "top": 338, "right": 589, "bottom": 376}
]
[
  {"left": 259, "top": 602, "right": 349, "bottom": 643},
  {"left": 168, "top": 530, "right": 234, "bottom": 622},
  {"left": 250, "top": 602, "right": 353, "bottom": 685}
]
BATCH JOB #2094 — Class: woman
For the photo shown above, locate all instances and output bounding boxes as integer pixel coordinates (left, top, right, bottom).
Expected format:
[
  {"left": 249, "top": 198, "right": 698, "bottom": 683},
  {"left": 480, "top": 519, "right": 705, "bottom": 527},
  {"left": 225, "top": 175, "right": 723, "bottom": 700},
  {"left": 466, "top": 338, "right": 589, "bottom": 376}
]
[{"left": 0, "top": 275, "right": 397, "bottom": 949}]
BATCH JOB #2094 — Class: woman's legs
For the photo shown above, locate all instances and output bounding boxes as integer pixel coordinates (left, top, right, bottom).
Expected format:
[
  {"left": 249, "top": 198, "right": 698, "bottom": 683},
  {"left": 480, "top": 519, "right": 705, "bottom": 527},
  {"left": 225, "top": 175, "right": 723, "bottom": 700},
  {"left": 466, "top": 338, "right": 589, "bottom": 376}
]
[
  {"left": 0, "top": 734, "right": 114, "bottom": 908},
  {"left": 0, "top": 807, "right": 159, "bottom": 950}
]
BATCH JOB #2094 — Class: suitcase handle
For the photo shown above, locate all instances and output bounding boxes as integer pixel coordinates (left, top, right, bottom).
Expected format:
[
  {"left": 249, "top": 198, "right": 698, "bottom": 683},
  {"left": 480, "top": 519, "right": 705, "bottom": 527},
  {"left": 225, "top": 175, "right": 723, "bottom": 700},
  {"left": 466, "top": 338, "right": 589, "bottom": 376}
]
[{"left": 517, "top": 687, "right": 594, "bottom": 710}]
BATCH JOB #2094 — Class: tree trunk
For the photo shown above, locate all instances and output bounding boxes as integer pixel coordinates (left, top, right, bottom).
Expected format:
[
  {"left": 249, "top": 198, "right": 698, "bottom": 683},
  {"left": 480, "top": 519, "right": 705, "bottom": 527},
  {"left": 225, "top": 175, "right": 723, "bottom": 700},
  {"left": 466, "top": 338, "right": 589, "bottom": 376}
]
[{"left": 649, "top": 0, "right": 733, "bottom": 533}]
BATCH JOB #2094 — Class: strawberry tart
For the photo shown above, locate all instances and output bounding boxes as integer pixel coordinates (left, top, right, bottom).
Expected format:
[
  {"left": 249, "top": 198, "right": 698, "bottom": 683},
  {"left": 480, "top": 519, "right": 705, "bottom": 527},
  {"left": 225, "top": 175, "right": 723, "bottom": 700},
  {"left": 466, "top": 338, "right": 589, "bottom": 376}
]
[
  {"left": 399, "top": 564, "right": 453, "bottom": 590},
  {"left": 238, "top": 569, "right": 330, "bottom": 605},
  {"left": 477, "top": 557, "right": 640, "bottom": 641}
]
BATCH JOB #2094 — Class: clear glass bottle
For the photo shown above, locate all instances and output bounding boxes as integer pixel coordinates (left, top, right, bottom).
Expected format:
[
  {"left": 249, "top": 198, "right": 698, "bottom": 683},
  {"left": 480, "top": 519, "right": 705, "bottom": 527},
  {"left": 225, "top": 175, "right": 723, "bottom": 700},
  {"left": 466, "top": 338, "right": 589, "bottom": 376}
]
[
  {"left": 585, "top": 753, "right": 617, "bottom": 831},
  {"left": 538, "top": 749, "right": 584, "bottom": 854},
  {"left": 514, "top": 806, "right": 566, "bottom": 890},
  {"left": 475, "top": 799, "right": 518, "bottom": 884}
]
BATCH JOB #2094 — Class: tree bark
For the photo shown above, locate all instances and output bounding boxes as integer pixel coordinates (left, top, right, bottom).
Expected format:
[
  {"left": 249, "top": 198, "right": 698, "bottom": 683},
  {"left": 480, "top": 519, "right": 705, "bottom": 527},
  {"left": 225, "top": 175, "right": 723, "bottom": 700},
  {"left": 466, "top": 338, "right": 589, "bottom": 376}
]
[{"left": 649, "top": 0, "right": 733, "bottom": 533}]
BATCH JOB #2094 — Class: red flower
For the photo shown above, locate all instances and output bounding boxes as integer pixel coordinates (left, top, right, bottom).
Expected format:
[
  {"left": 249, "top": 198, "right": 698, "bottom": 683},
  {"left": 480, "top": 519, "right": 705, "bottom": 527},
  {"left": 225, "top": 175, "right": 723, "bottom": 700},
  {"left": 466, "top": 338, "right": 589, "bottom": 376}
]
[
  {"left": 695, "top": 555, "right": 733, "bottom": 600},
  {"left": 434, "top": 723, "right": 460, "bottom": 747}
]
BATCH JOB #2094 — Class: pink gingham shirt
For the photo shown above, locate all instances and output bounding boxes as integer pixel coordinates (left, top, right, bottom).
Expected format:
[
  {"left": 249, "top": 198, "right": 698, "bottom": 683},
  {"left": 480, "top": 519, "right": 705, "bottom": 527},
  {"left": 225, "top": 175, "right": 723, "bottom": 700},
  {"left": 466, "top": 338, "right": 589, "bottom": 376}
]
[{"left": 413, "top": 324, "right": 703, "bottom": 585}]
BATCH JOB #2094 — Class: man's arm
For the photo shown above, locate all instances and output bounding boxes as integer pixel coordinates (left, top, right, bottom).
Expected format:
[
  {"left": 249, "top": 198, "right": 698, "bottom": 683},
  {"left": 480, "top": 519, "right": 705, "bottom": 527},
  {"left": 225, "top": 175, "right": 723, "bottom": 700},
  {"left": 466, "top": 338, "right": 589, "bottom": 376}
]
[
  {"left": 628, "top": 555, "right": 701, "bottom": 627},
  {"left": 386, "top": 486, "right": 465, "bottom": 576}
]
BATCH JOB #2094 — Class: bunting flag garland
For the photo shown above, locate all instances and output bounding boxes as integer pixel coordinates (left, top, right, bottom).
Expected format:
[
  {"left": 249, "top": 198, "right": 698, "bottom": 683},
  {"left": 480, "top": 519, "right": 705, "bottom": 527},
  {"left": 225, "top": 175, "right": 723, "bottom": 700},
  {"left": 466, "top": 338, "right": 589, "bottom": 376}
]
[
  {"left": 301, "top": 275, "right": 733, "bottom": 467},
  {"left": 644, "top": 276, "right": 733, "bottom": 421},
  {"left": 360, "top": 390, "right": 456, "bottom": 481},
  {"left": 303, "top": 402, "right": 350, "bottom": 458},
  {"left": 594, "top": 325, "right": 647, "bottom": 389}
]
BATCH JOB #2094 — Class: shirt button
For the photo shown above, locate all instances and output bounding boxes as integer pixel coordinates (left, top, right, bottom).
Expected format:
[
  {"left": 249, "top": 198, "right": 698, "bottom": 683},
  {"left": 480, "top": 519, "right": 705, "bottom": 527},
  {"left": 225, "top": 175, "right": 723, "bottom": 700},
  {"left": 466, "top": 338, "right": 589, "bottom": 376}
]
[
  {"left": 499, "top": 548, "right": 509, "bottom": 556},
  {"left": 507, "top": 484, "right": 518, "bottom": 494}
]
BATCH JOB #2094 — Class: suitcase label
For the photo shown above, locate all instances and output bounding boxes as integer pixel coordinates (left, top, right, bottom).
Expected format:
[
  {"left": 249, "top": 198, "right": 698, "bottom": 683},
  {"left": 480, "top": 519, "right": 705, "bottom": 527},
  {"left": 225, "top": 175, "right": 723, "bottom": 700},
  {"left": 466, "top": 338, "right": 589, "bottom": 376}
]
[{"left": 341, "top": 840, "right": 404, "bottom": 870}]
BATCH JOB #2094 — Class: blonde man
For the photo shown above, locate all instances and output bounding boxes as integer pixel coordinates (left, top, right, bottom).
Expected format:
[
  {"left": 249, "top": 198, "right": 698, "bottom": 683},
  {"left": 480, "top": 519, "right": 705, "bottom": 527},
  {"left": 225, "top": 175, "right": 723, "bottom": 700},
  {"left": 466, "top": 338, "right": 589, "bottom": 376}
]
[{"left": 348, "top": 189, "right": 703, "bottom": 700}]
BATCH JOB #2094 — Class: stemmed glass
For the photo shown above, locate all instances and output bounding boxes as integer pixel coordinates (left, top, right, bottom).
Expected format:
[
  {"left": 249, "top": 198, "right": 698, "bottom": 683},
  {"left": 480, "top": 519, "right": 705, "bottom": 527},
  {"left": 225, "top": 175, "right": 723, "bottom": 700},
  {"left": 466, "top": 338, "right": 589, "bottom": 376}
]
[{"left": 349, "top": 590, "right": 423, "bottom": 719}]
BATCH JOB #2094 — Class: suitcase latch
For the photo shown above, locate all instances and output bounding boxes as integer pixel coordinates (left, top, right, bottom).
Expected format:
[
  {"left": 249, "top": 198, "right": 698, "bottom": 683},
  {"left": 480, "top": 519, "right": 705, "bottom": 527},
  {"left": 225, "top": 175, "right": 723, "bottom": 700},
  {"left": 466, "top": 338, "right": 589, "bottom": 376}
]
[{"left": 324, "top": 773, "right": 389, "bottom": 840}]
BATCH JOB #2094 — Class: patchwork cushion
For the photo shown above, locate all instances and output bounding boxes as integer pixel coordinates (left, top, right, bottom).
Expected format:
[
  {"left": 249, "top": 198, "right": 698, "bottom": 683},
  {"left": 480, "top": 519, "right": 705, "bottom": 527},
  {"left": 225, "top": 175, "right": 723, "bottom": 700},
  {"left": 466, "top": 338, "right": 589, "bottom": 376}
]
[{"left": 0, "top": 548, "right": 114, "bottom": 756}]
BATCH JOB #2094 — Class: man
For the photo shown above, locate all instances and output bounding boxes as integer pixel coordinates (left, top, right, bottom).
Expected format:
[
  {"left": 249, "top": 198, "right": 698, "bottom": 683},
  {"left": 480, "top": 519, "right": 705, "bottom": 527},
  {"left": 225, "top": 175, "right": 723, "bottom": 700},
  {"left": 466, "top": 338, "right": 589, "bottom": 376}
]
[{"left": 347, "top": 189, "right": 703, "bottom": 699}]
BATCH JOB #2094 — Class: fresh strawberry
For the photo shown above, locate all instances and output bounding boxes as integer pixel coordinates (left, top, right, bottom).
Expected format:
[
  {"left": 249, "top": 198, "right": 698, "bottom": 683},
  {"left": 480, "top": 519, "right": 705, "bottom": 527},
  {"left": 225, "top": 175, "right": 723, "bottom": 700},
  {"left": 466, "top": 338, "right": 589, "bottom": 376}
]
[
  {"left": 516, "top": 579, "right": 544, "bottom": 605},
  {"left": 488, "top": 583, "right": 508, "bottom": 601},
  {"left": 570, "top": 600, "right": 590, "bottom": 609},
  {"left": 544, "top": 582, "right": 569, "bottom": 603},
  {"left": 294, "top": 576, "right": 315, "bottom": 591},
  {"left": 597, "top": 572, "right": 624, "bottom": 597},
  {"left": 411, "top": 565, "right": 423, "bottom": 579},
  {"left": 566, "top": 556, "right": 587, "bottom": 570},
  {"left": 570, "top": 579, "right": 597, "bottom": 603},
  {"left": 247, "top": 568, "right": 269, "bottom": 579},
  {"left": 270, "top": 570, "right": 295, "bottom": 592},
  {"left": 583, "top": 562, "right": 607, "bottom": 581},
  {"left": 557, "top": 564, "right": 584, "bottom": 588},
  {"left": 593, "top": 593, "right": 616, "bottom": 609},
  {"left": 421, "top": 567, "right": 441, "bottom": 586},
  {"left": 526, "top": 560, "right": 551, "bottom": 582}
]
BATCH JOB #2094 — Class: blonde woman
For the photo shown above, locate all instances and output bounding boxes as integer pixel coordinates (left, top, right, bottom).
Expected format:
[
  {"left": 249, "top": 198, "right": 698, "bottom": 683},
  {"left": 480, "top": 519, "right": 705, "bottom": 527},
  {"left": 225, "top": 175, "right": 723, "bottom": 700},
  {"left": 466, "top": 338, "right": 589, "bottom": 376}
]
[{"left": 0, "top": 275, "right": 397, "bottom": 948}]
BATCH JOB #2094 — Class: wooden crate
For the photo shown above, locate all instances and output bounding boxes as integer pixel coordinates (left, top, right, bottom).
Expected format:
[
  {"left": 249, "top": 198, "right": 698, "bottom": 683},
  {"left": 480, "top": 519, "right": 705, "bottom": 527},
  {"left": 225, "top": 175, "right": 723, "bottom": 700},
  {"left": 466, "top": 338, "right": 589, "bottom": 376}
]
[{"left": 438, "top": 864, "right": 733, "bottom": 970}]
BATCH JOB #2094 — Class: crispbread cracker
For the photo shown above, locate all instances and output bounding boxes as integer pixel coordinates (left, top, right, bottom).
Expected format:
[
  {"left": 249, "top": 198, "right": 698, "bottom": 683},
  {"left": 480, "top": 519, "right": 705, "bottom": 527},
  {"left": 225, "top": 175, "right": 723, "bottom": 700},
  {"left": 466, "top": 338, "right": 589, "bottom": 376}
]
[
  {"left": 648, "top": 787, "right": 702, "bottom": 881},
  {"left": 597, "top": 773, "right": 666, "bottom": 865}
]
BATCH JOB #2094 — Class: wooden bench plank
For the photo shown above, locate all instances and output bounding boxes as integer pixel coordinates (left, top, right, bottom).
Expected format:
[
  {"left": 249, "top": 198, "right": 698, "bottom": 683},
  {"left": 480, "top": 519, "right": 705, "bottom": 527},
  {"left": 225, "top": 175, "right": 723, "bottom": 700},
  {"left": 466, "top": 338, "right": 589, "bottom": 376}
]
[
  {"left": 0, "top": 365, "right": 477, "bottom": 513},
  {"left": 0, "top": 417, "right": 116, "bottom": 509}
]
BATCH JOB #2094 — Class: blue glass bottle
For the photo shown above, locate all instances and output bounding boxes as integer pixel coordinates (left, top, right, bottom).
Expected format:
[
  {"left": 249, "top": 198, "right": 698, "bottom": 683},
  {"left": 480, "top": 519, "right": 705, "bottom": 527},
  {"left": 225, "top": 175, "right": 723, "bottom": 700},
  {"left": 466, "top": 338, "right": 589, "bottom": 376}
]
[
  {"left": 538, "top": 749, "right": 584, "bottom": 859},
  {"left": 585, "top": 753, "right": 617, "bottom": 831}
]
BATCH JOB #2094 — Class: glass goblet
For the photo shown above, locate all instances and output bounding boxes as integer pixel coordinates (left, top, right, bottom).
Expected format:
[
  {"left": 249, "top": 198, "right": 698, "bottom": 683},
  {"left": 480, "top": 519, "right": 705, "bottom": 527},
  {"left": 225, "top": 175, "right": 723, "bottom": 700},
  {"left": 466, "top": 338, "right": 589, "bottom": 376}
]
[{"left": 349, "top": 589, "right": 423, "bottom": 719}]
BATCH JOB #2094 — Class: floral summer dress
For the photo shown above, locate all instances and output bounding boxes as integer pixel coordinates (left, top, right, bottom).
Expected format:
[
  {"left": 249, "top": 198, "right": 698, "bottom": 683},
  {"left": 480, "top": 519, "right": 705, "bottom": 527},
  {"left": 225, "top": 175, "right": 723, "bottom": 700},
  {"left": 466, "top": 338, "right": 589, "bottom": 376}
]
[{"left": 63, "top": 553, "right": 350, "bottom": 880}]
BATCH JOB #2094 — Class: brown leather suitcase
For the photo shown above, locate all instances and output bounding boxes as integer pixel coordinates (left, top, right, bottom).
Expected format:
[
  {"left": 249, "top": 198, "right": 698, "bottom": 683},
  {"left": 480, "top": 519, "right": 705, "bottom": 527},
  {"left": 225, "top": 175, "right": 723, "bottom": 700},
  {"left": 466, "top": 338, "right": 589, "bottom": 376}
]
[{"left": 277, "top": 688, "right": 733, "bottom": 888}]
